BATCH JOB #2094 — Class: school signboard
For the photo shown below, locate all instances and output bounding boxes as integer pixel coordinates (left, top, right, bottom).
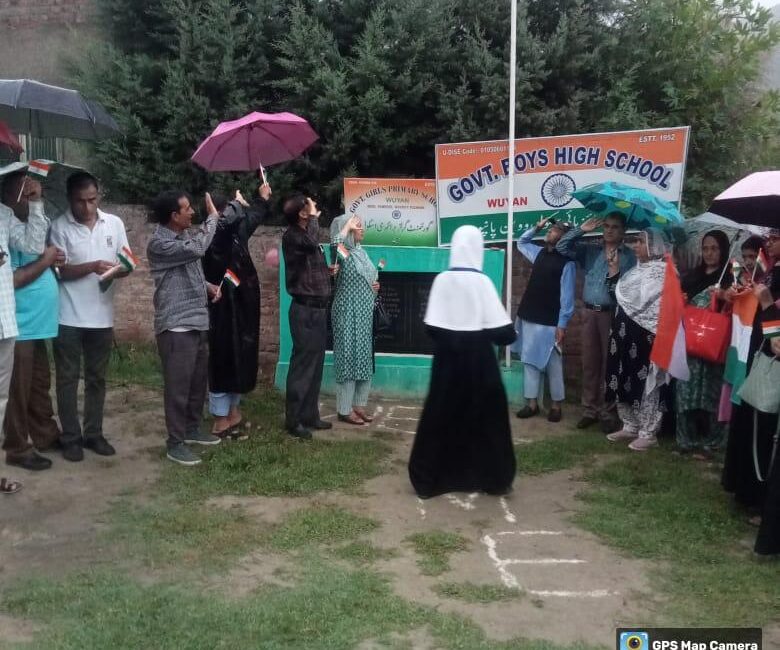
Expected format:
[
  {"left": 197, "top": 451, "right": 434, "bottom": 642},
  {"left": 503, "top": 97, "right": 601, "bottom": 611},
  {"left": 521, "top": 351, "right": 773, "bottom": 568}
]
[
  {"left": 435, "top": 127, "right": 690, "bottom": 244},
  {"left": 343, "top": 178, "right": 437, "bottom": 247}
]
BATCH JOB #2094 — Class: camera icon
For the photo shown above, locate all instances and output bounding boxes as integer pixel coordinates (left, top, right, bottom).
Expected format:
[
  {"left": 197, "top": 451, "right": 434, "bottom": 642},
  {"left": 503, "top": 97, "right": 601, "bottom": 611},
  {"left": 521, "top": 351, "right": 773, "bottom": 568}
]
[{"left": 620, "top": 631, "right": 648, "bottom": 650}]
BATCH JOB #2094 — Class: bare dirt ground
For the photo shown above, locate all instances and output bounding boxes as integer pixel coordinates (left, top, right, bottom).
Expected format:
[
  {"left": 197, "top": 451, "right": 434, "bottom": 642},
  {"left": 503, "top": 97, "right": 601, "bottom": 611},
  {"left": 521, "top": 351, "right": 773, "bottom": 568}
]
[{"left": 1, "top": 388, "right": 663, "bottom": 648}]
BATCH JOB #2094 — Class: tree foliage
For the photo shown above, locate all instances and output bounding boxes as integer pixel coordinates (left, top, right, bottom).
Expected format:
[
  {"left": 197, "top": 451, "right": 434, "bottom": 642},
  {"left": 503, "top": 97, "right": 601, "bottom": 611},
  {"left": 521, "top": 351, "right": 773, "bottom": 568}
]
[{"left": 72, "top": 0, "right": 779, "bottom": 214}]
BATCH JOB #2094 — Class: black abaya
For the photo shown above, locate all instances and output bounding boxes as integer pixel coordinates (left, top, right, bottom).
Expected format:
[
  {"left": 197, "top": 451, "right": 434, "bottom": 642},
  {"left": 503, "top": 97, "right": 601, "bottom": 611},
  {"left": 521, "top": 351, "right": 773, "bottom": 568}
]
[
  {"left": 408, "top": 324, "right": 517, "bottom": 498},
  {"left": 202, "top": 198, "right": 271, "bottom": 394}
]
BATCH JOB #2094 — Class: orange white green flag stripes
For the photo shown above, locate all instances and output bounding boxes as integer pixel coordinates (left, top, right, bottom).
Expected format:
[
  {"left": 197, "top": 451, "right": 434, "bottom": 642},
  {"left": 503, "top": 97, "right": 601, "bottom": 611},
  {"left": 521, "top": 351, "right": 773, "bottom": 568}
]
[
  {"left": 724, "top": 290, "right": 759, "bottom": 405},
  {"left": 763, "top": 317, "right": 780, "bottom": 339},
  {"left": 649, "top": 254, "right": 690, "bottom": 381}
]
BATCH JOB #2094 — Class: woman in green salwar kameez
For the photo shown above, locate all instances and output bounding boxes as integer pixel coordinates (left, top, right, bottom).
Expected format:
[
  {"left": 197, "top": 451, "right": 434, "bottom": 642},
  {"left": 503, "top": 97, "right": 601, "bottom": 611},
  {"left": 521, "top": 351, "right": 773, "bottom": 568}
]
[
  {"left": 676, "top": 230, "right": 732, "bottom": 454},
  {"left": 330, "top": 215, "right": 379, "bottom": 425}
]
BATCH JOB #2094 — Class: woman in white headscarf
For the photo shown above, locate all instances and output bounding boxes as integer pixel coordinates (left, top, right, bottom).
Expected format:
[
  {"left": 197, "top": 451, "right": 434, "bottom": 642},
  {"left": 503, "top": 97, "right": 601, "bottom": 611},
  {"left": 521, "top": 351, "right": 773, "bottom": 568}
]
[
  {"left": 605, "top": 228, "right": 671, "bottom": 451},
  {"left": 408, "top": 225, "right": 517, "bottom": 498}
]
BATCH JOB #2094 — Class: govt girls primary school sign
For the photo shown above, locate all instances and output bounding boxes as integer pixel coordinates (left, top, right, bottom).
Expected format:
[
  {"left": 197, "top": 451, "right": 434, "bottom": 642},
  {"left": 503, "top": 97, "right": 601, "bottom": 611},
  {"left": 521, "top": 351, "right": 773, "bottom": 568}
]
[{"left": 435, "top": 127, "right": 690, "bottom": 244}]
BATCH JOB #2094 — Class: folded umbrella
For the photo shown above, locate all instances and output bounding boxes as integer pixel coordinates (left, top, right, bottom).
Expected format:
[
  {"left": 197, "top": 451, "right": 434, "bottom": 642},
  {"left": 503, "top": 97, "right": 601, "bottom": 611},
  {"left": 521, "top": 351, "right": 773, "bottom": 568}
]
[
  {"left": 0, "top": 119, "right": 23, "bottom": 153},
  {"left": 708, "top": 171, "right": 779, "bottom": 228},
  {"left": 191, "top": 111, "right": 319, "bottom": 172},
  {"left": 572, "top": 181, "right": 684, "bottom": 229},
  {"left": 0, "top": 79, "right": 119, "bottom": 140}
]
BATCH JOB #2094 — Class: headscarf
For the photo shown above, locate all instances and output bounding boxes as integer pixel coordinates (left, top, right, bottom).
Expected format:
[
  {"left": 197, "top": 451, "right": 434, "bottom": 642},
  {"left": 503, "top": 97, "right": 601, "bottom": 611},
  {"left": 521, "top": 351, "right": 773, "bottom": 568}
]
[
  {"left": 330, "top": 213, "right": 377, "bottom": 287},
  {"left": 681, "top": 229, "right": 732, "bottom": 299},
  {"left": 615, "top": 228, "right": 670, "bottom": 334},
  {"left": 424, "top": 226, "right": 511, "bottom": 332}
]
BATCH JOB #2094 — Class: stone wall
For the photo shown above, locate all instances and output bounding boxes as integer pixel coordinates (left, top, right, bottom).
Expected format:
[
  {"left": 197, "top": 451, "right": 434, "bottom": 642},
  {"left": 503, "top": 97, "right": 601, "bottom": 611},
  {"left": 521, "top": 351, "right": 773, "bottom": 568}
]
[{"left": 110, "top": 205, "right": 586, "bottom": 394}]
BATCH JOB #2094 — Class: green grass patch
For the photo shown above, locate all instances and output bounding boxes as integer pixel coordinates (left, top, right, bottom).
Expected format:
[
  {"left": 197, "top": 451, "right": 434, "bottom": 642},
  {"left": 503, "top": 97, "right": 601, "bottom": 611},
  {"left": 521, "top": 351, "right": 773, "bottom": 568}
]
[
  {"left": 518, "top": 431, "right": 616, "bottom": 475},
  {"left": 106, "top": 498, "right": 262, "bottom": 571},
  {"left": 107, "top": 342, "right": 162, "bottom": 389},
  {"left": 330, "top": 541, "right": 398, "bottom": 565},
  {"left": 405, "top": 531, "right": 470, "bottom": 576},
  {"left": 433, "top": 581, "right": 524, "bottom": 603},
  {"left": 265, "top": 505, "right": 378, "bottom": 552},
  {"left": 161, "top": 389, "right": 391, "bottom": 500},
  {"left": 1, "top": 565, "right": 600, "bottom": 650},
  {"left": 576, "top": 450, "right": 779, "bottom": 627}
]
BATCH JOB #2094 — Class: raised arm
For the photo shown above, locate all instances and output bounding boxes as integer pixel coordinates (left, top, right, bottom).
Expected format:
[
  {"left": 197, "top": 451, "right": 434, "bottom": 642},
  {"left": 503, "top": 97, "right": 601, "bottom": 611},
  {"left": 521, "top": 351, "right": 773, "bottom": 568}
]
[
  {"left": 516, "top": 227, "right": 542, "bottom": 263},
  {"left": 8, "top": 199, "right": 48, "bottom": 256},
  {"left": 147, "top": 214, "right": 219, "bottom": 270}
]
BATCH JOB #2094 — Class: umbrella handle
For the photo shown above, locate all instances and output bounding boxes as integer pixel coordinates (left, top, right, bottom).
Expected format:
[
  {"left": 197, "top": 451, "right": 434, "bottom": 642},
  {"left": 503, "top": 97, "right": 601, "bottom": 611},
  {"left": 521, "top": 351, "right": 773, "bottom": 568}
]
[{"left": 258, "top": 165, "right": 267, "bottom": 186}]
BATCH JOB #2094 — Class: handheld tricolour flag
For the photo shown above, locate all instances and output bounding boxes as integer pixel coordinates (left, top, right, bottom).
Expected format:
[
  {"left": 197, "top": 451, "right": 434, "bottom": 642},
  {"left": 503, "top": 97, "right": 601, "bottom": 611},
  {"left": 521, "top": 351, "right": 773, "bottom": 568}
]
[
  {"left": 649, "top": 254, "right": 690, "bottom": 381},
  {"left": 753, "top": 248, "right": 770, "bottom": 281},
  {"left": 117, "top": 246, "right": 139, "bottom": 272},
  {"left": 223, "top": 269, "right": 240, "bottom": 288},
  {"left": 763, "top": 318, "right": 780, "bottom": 340},
  {"left": 377, "top": 258, "right": 386, "bottom": 271},
  {"left": 731, "top": 259, "right": 742, "bottom": 286},
  {"left": 27, "top": 160, "right": 51, "bottom": 178},
  {"left": 724, "top": 290, "right": 760, "bottom": 405}
]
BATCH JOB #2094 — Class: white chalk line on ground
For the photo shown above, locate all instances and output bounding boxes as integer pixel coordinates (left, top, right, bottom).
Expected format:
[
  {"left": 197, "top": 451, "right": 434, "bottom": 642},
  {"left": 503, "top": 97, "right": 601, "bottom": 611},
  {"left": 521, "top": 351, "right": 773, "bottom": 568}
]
[
  {"left": 499, "top": 497, "right": 517, "bottom": 523},
  {"left": 446, "top": 493, "right": 479, "bottom": 511},
  {"left": 376, "top": 423, "right": 416, "bottom": 436},
  {"left": 416, "top": 498, "right": 426, "bottom": 520},
  {"left": 497, "top": 530, "right": 562, "bottom": 536},
  {"left": 513, "top": 438, "right": 534, "bottom": 445},
  {"left": 481, "top": 534, "right": 619, "bottom": 598}
]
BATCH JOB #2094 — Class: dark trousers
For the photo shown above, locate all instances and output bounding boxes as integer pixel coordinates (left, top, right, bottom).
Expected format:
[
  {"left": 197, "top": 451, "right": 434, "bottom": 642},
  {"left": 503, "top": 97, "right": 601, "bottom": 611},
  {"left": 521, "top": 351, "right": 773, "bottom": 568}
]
[
  {"left": 156, "top": 330, "right": 208, "bottom": 449},
  {"left": 285, "top": 301, "right": 327, "bottom": 428},
  {"left": 3, "top": 339, "right": 60, "bottom": 459},
  {"left": 581, "top": 308, "right": 617, "bottom": 421},
  {"left": 54, "top": 325, "right": 113, "bottom": 445}
]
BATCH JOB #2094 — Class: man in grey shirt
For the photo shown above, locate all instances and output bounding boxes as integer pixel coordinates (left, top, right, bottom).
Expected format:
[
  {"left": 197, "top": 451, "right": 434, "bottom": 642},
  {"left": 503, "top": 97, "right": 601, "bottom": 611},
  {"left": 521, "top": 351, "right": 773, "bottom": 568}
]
[{"left": 147, "top": 190, "right": 222, "bottom": 465}]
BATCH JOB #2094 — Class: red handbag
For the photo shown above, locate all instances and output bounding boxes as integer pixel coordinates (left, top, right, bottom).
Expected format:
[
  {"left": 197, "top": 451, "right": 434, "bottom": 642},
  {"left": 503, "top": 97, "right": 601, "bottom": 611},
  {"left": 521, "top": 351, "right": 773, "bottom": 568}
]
[{"left": 683, "top": 293, "right": 731, "bottom": 364}]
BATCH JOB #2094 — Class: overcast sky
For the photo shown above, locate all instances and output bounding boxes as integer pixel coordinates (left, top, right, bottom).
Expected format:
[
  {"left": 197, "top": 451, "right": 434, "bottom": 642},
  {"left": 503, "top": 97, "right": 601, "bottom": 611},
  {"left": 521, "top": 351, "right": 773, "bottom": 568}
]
[{"left": 754, "top": 0, "right": 779, "bottom": 8}]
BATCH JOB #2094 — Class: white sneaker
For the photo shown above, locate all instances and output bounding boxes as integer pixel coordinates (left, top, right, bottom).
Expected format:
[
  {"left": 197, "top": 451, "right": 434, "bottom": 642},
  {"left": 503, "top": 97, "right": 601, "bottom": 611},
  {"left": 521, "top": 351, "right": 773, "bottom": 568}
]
[
  {"left": 606, "top": 429, "right": 638, "bottom": 442},
  {"left": 629, "top": 436, "right": 658, "bottom": 451}
]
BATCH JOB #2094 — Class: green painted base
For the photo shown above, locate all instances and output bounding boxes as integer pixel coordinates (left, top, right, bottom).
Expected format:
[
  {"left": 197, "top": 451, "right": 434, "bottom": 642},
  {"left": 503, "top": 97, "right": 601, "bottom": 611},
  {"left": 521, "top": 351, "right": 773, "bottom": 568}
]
[{"left": 274, "top": 354, "right": 525, "bottom": 404}]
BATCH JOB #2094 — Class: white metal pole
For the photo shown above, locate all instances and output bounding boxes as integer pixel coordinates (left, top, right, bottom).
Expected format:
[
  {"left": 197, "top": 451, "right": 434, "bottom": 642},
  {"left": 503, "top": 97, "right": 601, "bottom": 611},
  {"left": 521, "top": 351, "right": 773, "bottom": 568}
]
[{"left": 505, "top": 0, "right": 518, "bottom": 367}]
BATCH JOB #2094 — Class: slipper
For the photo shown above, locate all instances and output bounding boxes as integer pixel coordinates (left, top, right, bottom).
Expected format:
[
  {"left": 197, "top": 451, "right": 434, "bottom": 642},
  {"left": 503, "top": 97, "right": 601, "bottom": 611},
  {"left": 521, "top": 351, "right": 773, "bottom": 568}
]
[
  {"left": 353, "top": 409, "right": 374, "bottom": 423},
  {"left": 0, "top": 477, "right": 22, "bottom": 494},
  {"left": 338, "top": 413, "right": 365, "bottom": 426},
  {"left": 226, "top": 424, "right": 249, "bottom": 441}
]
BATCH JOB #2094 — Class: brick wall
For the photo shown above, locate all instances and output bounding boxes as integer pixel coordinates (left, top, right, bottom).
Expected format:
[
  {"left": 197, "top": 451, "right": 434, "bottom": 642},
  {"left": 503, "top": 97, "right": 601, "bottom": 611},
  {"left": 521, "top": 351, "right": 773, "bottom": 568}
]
[
  {"left": 0, "top": 0, "right": 94, "bottom": 27},
  {"left": 110, "top": 205, "right": 586, "bottom": 394}
]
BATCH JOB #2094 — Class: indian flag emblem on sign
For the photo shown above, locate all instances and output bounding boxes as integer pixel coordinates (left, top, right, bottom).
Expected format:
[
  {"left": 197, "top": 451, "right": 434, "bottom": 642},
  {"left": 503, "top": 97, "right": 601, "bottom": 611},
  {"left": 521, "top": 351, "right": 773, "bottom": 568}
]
[
  {"left": 223, "top": 269, "right": 240, "bottom": 288},
  {"left": 117, "top": 246, "right": 139, "bottom": 272}
]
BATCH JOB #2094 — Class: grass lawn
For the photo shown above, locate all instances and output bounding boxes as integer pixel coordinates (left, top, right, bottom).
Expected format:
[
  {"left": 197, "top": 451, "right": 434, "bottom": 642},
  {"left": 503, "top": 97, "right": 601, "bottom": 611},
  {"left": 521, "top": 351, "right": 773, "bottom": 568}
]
[{"left": 2, "top": 344, "right": 777, "bottom": 649}]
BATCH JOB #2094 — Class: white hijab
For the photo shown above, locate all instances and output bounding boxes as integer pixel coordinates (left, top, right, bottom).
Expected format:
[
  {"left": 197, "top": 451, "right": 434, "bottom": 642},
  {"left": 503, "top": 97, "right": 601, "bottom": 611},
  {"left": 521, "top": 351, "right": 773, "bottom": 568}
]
[{"left": 424, "top": 226, "right": 511, "bottom": 332}]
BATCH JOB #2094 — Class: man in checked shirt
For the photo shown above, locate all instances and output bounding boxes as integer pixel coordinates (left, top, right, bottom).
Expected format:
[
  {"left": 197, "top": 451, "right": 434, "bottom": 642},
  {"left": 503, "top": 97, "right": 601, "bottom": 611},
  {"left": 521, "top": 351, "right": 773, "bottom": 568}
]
[{"left": 0, "top": 176, "right": 48, "bottom": 495}]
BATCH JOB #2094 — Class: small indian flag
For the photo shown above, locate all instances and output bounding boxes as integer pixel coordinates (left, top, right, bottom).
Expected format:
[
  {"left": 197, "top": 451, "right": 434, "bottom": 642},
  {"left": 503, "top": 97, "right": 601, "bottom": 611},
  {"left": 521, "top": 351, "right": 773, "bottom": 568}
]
[
  {"left": 117, "top": 246, "right": 139, "bottom": 272},
  {"left": 756, "top": 248, "right": 770, "bottom": 274},
  {"left": 337, "top": 243, "right": 350, "bottom": 261},
  {"left": 377, "top": 258, "right": 386, "bottom": 271},
  {"left": 223, "top": 269, "right": 240, "bottom": 288},
  {"left": 731, "top": 258, "right": 742, "bottom": 284},
  {"left": 763, "top": 318, "right": 780, "bottom": 339},
  {"left": 27, "top": 160, "right": 51, "bottom": 178}
]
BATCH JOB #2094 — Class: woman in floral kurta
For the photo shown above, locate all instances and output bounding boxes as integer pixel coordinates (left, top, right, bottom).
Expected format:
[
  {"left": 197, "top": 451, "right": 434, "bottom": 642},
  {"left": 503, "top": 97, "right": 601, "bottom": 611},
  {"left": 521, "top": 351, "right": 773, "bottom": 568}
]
[
  {"left": 676, "top": 230, "right": 732, "bottom": 454},
  {"left": 331, "top": 215, "right": 378, "bottom": 425}
]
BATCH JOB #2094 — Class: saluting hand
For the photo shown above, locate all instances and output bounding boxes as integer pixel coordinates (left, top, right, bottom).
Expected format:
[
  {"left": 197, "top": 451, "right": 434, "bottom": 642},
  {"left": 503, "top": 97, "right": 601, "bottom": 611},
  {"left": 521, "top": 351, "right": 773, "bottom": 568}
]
[
  {"left": 580, "top": 217, "right": 604, "bottom": 233},
  {"left": 204, "top": 192, "right": 217, "bottom": 217}
]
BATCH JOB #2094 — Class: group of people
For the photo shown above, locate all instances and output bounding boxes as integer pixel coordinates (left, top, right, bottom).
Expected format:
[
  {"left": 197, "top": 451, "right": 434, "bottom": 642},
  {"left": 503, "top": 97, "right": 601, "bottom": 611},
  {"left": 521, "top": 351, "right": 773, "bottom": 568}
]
[
  {"left": 410, "top": 213, "right": 778, "bottom": 558},
  {"left": 1, "top": 167, "right": 777, "bottom": 557}
]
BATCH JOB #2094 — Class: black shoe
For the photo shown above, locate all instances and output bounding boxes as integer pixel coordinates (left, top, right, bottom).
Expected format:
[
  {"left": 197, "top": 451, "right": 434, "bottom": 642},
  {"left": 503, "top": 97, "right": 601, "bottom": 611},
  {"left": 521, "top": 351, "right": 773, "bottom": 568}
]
[
  {"left": 62, "top": 442, "right": 84, "bottom": 462},
  {"left": 84, "top": 435, "right": 116, "bottom": 456},
  {"left": 576, "top": 416, "right": 598, "bottom": 430},
  {"left": 516, "top": 405, "right": 540, "bottom": 419},
  {"left": 6, "top": 452, "right": 53, "bottom": 472},
  {"left": 600, "top": 418, "right": 621, "bottom": 434},
  {"left": 304, "top": 419, "right": 333, "bottom": 430},
  {"left": 287, "top": 424, "right": 313, "bottom": 440},
  {"left": 547, "top": 408, "right": 562, "bottom": 423}
]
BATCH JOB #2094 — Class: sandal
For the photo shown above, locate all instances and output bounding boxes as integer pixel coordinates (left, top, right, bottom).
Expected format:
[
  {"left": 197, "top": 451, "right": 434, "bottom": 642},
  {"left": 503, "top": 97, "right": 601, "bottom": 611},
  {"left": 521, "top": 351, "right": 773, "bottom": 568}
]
[
  {"left": 338, "top": 413, "right": 365, "bottom": 426},
  {"left": 353, "top": 408, "right": 373, "bottom": 423},
  {"left": 0, "top": 477, "right": 22, "bottom": 494}
]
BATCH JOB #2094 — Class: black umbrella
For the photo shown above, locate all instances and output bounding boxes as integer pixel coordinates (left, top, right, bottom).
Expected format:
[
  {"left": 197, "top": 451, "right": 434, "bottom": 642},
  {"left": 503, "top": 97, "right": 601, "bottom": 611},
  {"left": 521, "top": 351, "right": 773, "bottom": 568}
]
[
  {"left": 0, "top": 79, "right": 119, "bottom": 140},
  {"left": 708, "top": 171, "right": 780, "bottom": 228}
]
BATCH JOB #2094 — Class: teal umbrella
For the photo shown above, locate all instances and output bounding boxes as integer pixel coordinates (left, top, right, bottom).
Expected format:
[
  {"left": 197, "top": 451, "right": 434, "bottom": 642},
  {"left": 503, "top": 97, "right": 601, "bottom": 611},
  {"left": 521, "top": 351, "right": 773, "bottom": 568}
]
[{"left": 572, "top": 181, "right": 684, "bottom": 229}]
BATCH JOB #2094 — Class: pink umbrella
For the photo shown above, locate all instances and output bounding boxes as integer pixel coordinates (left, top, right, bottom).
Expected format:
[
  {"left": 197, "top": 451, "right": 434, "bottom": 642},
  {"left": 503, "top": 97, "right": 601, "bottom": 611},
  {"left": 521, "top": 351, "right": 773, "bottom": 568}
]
[
  {"left": 709, "top": 171, "right": 780, "bottom": 228},
  {"left": 191, "top": 111, "right": 319, "bottom": 172}
]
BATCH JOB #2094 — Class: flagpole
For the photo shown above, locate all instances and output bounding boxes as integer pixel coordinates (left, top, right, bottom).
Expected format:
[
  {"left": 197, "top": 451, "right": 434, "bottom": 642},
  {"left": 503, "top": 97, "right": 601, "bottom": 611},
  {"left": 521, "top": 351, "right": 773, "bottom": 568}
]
[
  {"left": 716, "top": 233, "right": 741, "bottom": 288},
  {"left": 504, "top": 0, "right": 517, "bottom": 368}
]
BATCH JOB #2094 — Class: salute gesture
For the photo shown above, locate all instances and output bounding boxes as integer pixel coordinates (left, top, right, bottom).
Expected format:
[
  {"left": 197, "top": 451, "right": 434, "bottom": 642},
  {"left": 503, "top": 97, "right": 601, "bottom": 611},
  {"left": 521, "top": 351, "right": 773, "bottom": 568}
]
[{"left": 580, "top": 217, "right": 604, "bottom": 233}]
